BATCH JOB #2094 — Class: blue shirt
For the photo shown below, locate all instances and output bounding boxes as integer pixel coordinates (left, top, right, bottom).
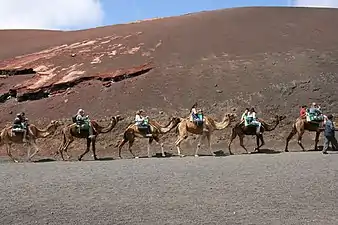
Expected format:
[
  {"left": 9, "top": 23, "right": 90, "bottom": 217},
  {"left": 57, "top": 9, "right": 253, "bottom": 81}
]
[{"left": 324, "top": 120, "right": 335, "bottom": 137}]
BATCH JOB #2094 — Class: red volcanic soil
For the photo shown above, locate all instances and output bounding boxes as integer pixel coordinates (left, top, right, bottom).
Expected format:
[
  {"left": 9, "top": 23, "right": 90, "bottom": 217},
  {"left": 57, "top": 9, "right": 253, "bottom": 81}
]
[{"left": 0, "top": 6, "right": 338, "bottom": 160}]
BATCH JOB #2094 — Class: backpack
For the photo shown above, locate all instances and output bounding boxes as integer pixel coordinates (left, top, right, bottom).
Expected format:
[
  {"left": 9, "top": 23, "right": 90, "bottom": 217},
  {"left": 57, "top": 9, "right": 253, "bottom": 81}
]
[{"left": 143, "top": 118, "right": 149, "bottom": 125}]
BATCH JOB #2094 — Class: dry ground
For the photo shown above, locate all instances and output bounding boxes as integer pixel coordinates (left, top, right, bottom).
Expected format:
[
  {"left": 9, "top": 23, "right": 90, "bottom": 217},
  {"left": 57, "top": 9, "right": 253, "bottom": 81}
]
[{"left": 0, "top": 152, "right": 338, "bottom": 225}]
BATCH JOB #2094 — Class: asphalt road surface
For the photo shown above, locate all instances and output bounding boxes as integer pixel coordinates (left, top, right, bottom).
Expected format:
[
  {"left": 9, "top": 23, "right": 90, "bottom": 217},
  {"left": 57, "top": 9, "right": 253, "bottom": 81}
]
[{"left": 0, "top": 152, "right": 337, "bottom": 225}]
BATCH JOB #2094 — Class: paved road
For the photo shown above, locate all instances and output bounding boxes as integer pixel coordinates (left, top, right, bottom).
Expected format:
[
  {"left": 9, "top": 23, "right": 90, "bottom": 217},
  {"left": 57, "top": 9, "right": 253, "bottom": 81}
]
[{"left": 0, "top": 152, "right": 337, "bottom": 225}]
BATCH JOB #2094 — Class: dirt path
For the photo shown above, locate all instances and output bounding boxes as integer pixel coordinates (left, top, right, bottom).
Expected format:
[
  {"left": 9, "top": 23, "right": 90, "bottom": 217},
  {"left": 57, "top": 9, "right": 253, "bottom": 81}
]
[{"left": 0, "top": 152, "right": 337, "bottom": 225}]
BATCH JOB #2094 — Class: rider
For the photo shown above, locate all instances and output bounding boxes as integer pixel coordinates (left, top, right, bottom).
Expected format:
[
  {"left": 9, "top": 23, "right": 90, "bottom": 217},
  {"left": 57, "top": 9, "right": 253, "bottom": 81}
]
[
  {"left": 240, "top": 108, "right": 250, "bottom": 126},
  {"left": 247, "top": 108, "right": 262, "bottom": 135},
  {"left": 12, "top": 112, "right": 33, "bottom": 142},
  {"left": 308, "top": 102, "right": 323, "bottom": 122},
  {"left": 190, "top": 102, "right": 199, "bottom": 122},
  {"left": 300, "top": 105, "right": 307, "bottom": 119},
  {"left": 189, "top": 102, "right": 205, "bottom": 127},
  {"left": 75, "top": 109, "right": 95, "bottom": 139},
  {"left": 197, "top": 109, "right": 204, "bottom": 122},
  {"left": 135, "top": 109, "right": 152, "bottom": 137}
]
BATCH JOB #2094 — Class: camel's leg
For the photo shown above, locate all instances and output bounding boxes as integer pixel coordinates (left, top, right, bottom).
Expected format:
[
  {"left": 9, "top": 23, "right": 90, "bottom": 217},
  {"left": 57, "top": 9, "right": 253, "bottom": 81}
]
[
  {"left": 194, "top": 134, "right": 204, "bottom": 157},
  {"left": 160, "top": 143, "right": 165, "bottom": 157},
  {"left": 253, "top": 135, "right": 259, "bottom": 152},
  {"left": 91, "top": 138, "right": 98, "bottom": 160},
  {"left": 6, "top": 144, "right": 18, "bottom": 163},
  {"left": 314, "top": 131, "right": 320, "bottom": 151},
  {"left": 28, "top": 140, "right": 40, "bottom": 161},
  {"left": 56, "top": 133, "right": 67, "bottom": 158},
  {"left": 255, "top": 134, "right": 265, "bottom": 152},
  {"left": 26, "top": 143, "right": 31, "bottom": 162},
  {"left": 239, "top": 134, "right": 249, "bottom": 154},
  {"left": 206, "top": 133, "right": 215, "bottom": 156},
  {"left": 59, "top": 146, "right": 65, "bottom": 161},
  {"left": 285, "top": 126, "right": 297, "bottom": 152},
  {"left": 147, "top": 138, "right": 153, "bottom": 158},
  {"left": 59, "top": 144, "right": 66, "bottom": 161},
  {"left": 78, "top": 138, "right": 91, "bottom": 161},
  {"left": 118, "top": 138, "right": 137, "bottom": 159},
  {"left": 117, "top": 139, "right": 127, "bottom": 159},
  {"left": 127, "top": 139, "right": 137, "bottom": 158},
  {"left": 228, "top": 129, "right": 237, "bottom": 155},
  {"left": 259, "top": 135, "right": 265, "bottom": 149},
  {"left": 175, "top": 136, "right": 186, "bottom": 157},
  {"left": 118, "top": 133, "right": 137, "bottom": 159},
  {"left": 296, "top": 130, "right": 306, "bottom": 151},
  {"left": 175, "top": 123, "right": 188, "bottom": 157},
  {"left": 60, "top": 140, "right": 73, "bottom": 160},
  {"left": 58, "top": 132, "right": 74, "bottom": 161},
  {"left": 154, "top": 136, "right": 165, "bottom": 157}
]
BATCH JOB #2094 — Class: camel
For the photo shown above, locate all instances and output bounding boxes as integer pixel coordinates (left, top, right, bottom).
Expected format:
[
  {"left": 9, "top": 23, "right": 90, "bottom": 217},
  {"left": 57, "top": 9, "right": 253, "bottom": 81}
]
[
  {"left": 0, "top": 120, "right": 63, "bottom": 163},
  {"left": 117, "top": 116, "right": 181, "bottom": 159},
  {"left": 174, "top": 113, "right": 236, "bottom": 157},
  {"left": 285, "top": 117, "right": 325, "bottom": 152},
  {"left": 57, "top": 115, "right": 123, "bottom": 161},
  {"left": 228, "top": 115, "right": 286, "bottom": 155}
]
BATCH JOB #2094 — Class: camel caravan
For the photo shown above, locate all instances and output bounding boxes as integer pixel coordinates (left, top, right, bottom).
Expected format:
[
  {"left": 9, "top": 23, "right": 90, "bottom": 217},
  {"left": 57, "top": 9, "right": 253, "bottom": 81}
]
[{"left": 0, "top": 102, "right": 335, "bottom": 163}]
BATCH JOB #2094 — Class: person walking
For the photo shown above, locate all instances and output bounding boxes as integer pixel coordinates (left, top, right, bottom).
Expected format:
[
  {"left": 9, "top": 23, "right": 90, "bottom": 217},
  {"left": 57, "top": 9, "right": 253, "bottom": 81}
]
[{"left": 322, "top": 114, "right": 337, "bottom": 154}]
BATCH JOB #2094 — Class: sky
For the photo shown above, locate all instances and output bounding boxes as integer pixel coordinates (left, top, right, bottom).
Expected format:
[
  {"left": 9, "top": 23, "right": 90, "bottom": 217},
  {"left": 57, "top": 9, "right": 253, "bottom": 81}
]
[{"left": 0, "top": 0, "right": 338, "bottom": 30}]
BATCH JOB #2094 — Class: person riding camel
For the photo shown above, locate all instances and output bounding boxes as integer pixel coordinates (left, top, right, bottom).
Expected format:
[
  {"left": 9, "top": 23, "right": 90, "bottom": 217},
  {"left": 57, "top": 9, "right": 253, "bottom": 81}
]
[
  {"left": 135, "top": 109, "right": 152, "bottom": 137},
  {"left": 307, "top": 102, "right": 323, "bottom": 122},
  {"left": 189, "top": 102, "right": 204, "bottom": 126},
  {"left": 300, "top": 105, "right": 307, "bottom": 119},
  {"left": 190, "top": 102, "right": 199, "bottom": 122},
  {"left": 240, "top": 108, "right": 250, "bottom": 126},
  {"left": 246, "top": 108, "right": 262, "bottom": 135},
  {"left": 12, "top": 112, "right": 33, "bottom": 142},
  {"left": 75, "top": 109, "right": 95, "bottom": 139},
  {"left": 197, "top": 109, "right": 204, "bottom": 121}
]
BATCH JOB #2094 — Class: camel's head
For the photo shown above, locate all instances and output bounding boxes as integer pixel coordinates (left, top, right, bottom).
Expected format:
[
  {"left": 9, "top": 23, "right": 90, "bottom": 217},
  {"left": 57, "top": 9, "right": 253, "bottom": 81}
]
[
  {"left": 226, "top": 113, "right": 237, "bottom": 122},
  {"left": 50, "top": 120, "right": 63, "bottom": 127},
  {"left": 276, "top": 115, "right": 286, "bottom": 122},
  {"left": 169, "top": 116, "right": 182, "bottom": 126},
  {"left": 112, "top": 115, "right": 124, "bottom": 122}
]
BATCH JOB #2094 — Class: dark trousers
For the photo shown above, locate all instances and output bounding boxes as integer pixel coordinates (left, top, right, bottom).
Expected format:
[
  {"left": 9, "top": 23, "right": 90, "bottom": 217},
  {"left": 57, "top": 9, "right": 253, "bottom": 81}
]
[{"left": 323, "top": 135, "right": 338, "bottom": 153}]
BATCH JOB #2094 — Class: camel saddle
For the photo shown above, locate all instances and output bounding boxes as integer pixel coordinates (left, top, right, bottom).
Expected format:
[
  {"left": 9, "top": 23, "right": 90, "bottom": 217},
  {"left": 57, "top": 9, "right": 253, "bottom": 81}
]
[
  {"left": 137, "top": 124, "right": 148, "bottom": 131},
  {"left": 11, "top": 124, "right": 25, "bottom": 134},
  {"left": 193, "top": 120, "right": 203, "bottom": 127},
  {"left": 137, "top": 123, "right": 153, "bottom": 134},
  {"left": 306, "top": 114, "right": 324, "bottom": 127},
  {"left": 75, "top": 123, "right": 90, "bottom": 133},
  {"left": 192, "top": 114, "right": 204, "bottom": 127}
]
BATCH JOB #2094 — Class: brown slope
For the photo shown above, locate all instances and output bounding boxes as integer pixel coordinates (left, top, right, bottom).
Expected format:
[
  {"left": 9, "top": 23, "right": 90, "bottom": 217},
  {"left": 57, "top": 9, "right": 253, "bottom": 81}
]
[{"left": 0, "top": 6, "right": 338, "bottom": 158}]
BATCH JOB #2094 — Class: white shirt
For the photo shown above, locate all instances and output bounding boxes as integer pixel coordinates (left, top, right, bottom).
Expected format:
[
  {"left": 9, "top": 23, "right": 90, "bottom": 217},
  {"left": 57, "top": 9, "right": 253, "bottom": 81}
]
[
  {"left": 247, "top": 112, "right": 257, "bottom": 120},
  {"left": 135, "top": 114, "right": 144, "bottom": 125},
  {"left": 191, "top": 108, "right": 197, "bottom": 114}
]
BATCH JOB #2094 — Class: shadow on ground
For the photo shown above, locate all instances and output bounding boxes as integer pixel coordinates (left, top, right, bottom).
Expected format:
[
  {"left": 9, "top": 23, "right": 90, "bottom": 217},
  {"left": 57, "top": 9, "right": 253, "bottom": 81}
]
[
  {"left": 250, "top": 148, "right": 282, "bottom": 155},
  {"left": 33, "top": 158, "right": 57, "bottom": 163}
]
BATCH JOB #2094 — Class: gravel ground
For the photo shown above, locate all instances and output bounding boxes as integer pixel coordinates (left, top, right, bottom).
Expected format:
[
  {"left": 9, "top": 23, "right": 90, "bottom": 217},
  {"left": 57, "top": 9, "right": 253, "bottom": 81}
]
[{"left": 0, "top": 152, "right": 338, "bottom": 225}]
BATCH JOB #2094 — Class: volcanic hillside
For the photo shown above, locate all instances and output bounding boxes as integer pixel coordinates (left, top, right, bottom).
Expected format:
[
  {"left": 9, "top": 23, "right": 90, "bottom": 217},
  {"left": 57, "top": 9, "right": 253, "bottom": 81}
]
[{"left": 0, "top": 6, "right": 338, "bottom": 158}]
